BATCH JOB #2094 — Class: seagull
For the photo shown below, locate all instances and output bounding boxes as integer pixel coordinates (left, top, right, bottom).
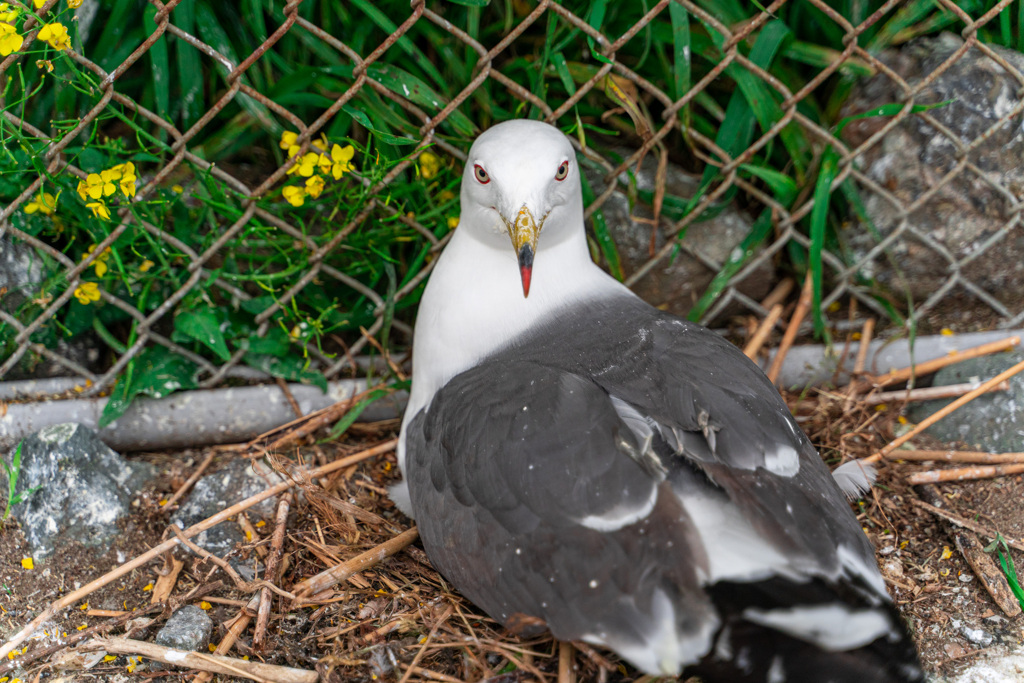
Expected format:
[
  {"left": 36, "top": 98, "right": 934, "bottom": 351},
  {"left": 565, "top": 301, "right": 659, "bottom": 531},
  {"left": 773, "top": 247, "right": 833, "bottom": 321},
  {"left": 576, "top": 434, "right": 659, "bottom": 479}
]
[{"left": 394, "top": 119, "right": 923, "bottom": 681}]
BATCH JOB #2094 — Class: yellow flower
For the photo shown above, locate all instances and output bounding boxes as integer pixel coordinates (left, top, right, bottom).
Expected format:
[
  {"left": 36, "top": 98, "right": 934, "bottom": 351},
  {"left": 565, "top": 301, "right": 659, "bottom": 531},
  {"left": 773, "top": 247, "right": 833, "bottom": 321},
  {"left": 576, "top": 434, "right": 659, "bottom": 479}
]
[
  {"left": 171, "top": 184, "right": 183, "bottom": 193},
  {"left": 33, "top": 0, "right": 46, "bottom": 8},
  {"left": 418, "top": 151, "right": 441, "bottom": 180},
  {"left": 80, "top": 172, "right": 114, "bottom": 199},
  {"left": 103, "top": 655, "right": 117, "bottom": 663},
  {"left": 37, "top": 22, "right": 70, "bottom": 51},
  {"left": 73, "top": 282, "right": 100, "bottom": 305},
  {"left": 330, "top": 144, "right": 355, "bottom": 179},
  {"left": 0, "top": 4, "right": 18, "bottom": 22},
  {"left": 24, "top": 192, "right": 57, "bottom": 215},
  {"left": 0, "top": 22, "right": 22, "bottom": 56},
  {"left": 84, "top": 244, "right": 111, "bottom": 276},
  {"left": 68, "top": 0, "right": 81, "bottom": 7},
  {"left": 279, "top": 130, "right": 300, "bottom": 157},
  {"left": 21, "top": 558, "right": 33, "bottom": 570},
  {"left": 139, "top": 259, "right": 154, "bottom": 272},
  {"left": 282, "top": 185, "right": 305, "bottom": 206},
  {"left": 199, "top": 601, "right": 212, "bottom": 610},
  {"left": 86, "top": 201, "right": 110, "bottom": 220},
  {"left": 288, "top": 152, "right": 321, "bottom": 177},
  {"left": 447, "top": 216, "right": 459, "bottom": 229},
  {"left": 142, "top": 583, "right": 153, "bottom": 591},
  {"left": 305, "top": 174, "right": 324, "bottom": 199},
  {"left": 115, "top": 162, "right": 137, "bottom": 197}
]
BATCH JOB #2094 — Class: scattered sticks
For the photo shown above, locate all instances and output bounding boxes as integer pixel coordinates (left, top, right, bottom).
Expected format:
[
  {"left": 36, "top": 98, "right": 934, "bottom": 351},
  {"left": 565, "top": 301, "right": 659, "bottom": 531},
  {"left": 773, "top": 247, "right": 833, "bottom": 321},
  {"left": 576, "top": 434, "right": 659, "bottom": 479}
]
[
  {"left": 0, "top": 438, "right": 398, "bottom": 660},
  {"left": 865, "top": 355, "right": 1024, "bottom": 463}
]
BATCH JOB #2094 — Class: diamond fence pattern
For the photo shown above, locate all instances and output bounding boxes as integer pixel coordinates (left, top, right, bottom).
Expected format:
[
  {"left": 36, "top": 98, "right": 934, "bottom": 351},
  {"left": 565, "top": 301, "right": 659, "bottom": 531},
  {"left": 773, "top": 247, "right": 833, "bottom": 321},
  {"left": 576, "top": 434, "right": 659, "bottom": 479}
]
[{"left": 2, "top": 0, "right": 1023, "bottom": 399}]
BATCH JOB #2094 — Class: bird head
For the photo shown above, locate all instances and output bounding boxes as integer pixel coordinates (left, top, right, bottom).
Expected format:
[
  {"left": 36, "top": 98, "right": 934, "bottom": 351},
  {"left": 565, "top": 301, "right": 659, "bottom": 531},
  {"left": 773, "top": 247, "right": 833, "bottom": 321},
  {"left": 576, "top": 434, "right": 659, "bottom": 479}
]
[{"left": 460, "top": 120, "right": 582, "bottom": 298}]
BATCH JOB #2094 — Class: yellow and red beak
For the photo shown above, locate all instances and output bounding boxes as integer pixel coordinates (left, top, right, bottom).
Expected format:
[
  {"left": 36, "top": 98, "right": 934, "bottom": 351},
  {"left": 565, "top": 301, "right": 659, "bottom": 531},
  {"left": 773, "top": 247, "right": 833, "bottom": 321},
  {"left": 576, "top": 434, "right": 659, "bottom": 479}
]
[{"left": 507, "top": 205, "right": 540, "bottom": 298}]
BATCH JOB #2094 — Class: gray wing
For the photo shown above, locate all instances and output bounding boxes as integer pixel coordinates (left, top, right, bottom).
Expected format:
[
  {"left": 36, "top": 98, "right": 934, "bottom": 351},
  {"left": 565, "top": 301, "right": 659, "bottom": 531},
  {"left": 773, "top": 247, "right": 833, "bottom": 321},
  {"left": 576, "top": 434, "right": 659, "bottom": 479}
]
[{"left": 406, "top": 361, "right": 719, "bottom": 667}]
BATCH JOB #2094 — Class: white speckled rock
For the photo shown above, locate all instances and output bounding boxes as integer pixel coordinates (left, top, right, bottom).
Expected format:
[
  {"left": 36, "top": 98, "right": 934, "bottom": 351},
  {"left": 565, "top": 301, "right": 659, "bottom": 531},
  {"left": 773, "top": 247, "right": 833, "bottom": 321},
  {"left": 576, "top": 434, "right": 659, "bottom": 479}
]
[{"left": 3, "top": 423, "right": 156, "bottom": 557}]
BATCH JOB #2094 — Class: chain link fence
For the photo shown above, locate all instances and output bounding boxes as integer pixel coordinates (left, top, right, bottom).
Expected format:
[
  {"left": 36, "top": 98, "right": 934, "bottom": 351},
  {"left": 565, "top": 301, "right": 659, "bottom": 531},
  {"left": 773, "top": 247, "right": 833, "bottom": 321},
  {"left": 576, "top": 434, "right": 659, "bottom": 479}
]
[{"left": 2, "top": 0, "right": 1023, "bottom": 406}]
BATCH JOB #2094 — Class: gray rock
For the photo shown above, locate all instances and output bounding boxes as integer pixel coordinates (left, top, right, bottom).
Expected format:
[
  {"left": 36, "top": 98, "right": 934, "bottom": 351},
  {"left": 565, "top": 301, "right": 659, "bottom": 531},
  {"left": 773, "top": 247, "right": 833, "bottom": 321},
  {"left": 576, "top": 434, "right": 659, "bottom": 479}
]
[
  {"left": 585, "top": 154, "right": 773, "bottom": 320},
  {"left": 2, "top": 423, "right": 156, "bottom": 557},
  {"left": 154, "top": 605, "right": 212, "bottom": 653},
  {"left": 0, "top": 235, "right": 102, "bottom": 381},
  {"left": 0, "top": 234, "right": 47, "bottom": 312},
  {"left": 170, "top": 457, "right": 283, "bottom": 559},
  {"left": 907, "top": 350, "right": 1024, "bottom": 452},
  {"left": 841, "top": 33, "right": 1024, "bottom": 305}
]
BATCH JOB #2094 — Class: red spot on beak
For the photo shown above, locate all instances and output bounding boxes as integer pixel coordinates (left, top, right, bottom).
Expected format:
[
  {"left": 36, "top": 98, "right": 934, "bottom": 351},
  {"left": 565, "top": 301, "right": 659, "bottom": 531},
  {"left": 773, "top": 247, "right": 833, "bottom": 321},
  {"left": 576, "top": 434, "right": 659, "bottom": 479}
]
[{"left": 518, "top": 244, "right": 534, "bottom": 298}]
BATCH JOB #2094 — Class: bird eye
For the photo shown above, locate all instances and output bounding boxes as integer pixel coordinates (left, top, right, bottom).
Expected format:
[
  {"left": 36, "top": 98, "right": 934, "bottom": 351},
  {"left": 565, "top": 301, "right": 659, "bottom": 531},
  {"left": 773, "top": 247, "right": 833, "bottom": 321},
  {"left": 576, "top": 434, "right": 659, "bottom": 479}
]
[
  {"left": 474, "top": 164, "right": 490, "bottom": 184},
  {"left": 555, "top": 160, "right": 569, "bottom": 181}
]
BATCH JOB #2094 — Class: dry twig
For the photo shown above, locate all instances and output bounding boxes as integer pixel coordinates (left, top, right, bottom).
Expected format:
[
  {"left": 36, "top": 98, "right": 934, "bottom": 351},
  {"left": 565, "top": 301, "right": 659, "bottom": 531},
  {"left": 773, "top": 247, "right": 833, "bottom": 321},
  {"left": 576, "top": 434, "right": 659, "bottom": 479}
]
[
  {"left": 766, "top": 276, "right": 814, "bottom": 385},
  {"left": 905, "top": 463, "right": 1024, "bottom": 485},
  {"left": 86, "top": 636, "right": 318, "bottom": 682},
  {"left": 164, "top": 451, "right": 217, "bottom": 510},
  {"left": 863, "top": 336, "right": 1020, "bottom": 390},
  {"left": 290, "top": 527, "right": 419, "bottom": 602},
  {"left": 254, "top": 492, "right": 293, "bottom": 652},
  {"left": 860, "top": 380, "right": 1010, "bottom": 406},
  {"left": 743, "top": 303, "right": 784, "bottom": 360},
  {"left": 889, "top": 450, "right": 1024, "bottom": 464}
]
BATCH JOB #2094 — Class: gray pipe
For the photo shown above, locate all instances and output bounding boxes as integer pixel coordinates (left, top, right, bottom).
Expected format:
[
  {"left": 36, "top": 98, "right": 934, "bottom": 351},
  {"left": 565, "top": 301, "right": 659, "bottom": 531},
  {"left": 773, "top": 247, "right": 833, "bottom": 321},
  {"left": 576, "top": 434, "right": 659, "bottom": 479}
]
[
  {"left": 2, "top": 328, "right": 1018, "bottom": 452},
  {"left": 0, "top": 379, "right": 406, "bottom": 451}
]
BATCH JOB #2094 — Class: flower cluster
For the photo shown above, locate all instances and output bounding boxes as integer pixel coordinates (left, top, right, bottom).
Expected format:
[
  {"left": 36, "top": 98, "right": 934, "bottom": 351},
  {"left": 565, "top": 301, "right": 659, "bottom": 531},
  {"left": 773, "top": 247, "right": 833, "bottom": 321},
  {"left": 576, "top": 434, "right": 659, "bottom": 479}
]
[
  {"left": 278, "top": 131, "right": 355, "bottom": 207},
  {"left": 0, "top": 1, "right": 73, "bottom": 56},
  {"left": 76, "top": 162, "right": 136, "bottom": 220}
]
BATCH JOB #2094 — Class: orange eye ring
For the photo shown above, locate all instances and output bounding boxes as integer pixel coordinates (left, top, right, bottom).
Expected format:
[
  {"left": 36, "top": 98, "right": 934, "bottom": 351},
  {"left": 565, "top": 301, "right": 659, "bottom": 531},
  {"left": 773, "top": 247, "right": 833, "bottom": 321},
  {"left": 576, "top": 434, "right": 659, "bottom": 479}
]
[
  {"left": 555, "top": 160, "right": 569, "bottom": 181},
  {"left": 474, "top": 164, "right": 490, "bottom": 184}
]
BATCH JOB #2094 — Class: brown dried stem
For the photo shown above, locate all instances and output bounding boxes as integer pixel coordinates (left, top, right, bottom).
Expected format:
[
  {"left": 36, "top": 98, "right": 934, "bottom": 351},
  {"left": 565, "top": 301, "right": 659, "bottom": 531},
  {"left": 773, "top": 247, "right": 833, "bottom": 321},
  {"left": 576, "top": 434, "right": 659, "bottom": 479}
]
[{"left": 253, "top": 492, "right": 293, "bottom": 652}]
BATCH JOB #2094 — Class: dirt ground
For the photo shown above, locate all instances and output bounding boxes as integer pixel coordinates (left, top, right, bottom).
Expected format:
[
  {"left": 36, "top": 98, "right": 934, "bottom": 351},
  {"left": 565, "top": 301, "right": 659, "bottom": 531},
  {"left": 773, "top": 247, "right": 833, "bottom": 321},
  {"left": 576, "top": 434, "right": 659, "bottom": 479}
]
[{"left": 1, "top": 404, "right": 1023, "bottom": 682}]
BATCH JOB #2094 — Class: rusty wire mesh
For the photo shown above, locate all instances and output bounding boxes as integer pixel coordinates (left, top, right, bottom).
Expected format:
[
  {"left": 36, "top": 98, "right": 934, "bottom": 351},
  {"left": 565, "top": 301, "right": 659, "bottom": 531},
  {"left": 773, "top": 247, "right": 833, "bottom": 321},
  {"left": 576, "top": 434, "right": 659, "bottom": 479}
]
[{"left": 2, "top": 0, "right": 1023, "bottom": 399}]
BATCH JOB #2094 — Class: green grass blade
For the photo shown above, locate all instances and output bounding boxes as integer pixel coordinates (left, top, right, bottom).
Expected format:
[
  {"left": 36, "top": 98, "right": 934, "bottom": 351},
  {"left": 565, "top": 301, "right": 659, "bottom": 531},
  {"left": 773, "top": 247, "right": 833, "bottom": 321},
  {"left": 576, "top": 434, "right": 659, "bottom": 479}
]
[
  {"left": 173, "top": 0, "right": 203, "bottom": 128},
  {"left": 143, "top": 5, "right": 170, "bottom": 125},
  {"left": 669, "top": 1, "right": 691, "bottom": 127},
  {"left": 809, "top": 148, "right": 839, "bottom": 339},
  {"left": 738, "top": 163, "right": 798, "bottom": 207}
]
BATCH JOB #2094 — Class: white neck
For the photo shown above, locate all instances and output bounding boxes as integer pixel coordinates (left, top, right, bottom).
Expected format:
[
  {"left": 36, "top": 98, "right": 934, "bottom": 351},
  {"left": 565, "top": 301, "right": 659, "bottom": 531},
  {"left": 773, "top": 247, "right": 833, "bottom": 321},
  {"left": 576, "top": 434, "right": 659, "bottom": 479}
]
[{"left": 397, "top": 211, "right": 627, "bottom": 468}]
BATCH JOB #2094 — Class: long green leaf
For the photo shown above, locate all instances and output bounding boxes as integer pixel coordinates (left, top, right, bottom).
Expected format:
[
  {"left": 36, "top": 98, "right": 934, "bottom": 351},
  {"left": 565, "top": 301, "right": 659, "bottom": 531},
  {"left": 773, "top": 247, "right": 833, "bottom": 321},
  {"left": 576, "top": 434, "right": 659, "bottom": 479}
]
[
  {"left": 143, "top": 5, "right": 170, "bottom": 125},
  {"left": 809, "top": 149, "right": 839, "bottom": 339},
  {"left": 173, "top": 0, "right": 203, "bottom": 128},
  {"left": 669, "top": 1, "right": 691, "bottom": 128}
]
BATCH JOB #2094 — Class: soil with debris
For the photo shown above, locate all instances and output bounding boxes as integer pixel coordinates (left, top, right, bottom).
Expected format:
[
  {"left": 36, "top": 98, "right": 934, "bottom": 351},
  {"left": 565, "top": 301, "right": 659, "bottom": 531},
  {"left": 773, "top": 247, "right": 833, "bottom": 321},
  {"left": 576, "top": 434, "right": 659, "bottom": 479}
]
[{"left": 1, "top": 399, "right": 1022, "bottom": 681}]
